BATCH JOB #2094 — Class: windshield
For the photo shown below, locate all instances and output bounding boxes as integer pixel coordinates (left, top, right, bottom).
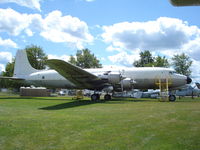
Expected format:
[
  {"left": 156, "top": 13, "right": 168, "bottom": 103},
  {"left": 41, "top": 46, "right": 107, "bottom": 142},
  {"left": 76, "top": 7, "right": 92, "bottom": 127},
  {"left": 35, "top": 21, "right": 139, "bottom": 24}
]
[{"left": 169, "top": 71, "right": 177, "bottom": 74}]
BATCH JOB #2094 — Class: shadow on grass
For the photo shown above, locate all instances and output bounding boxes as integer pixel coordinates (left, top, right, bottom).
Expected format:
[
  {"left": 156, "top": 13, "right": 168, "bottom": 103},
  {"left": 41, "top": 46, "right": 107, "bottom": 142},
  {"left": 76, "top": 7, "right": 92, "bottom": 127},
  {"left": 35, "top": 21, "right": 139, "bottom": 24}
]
[
  {"left": 39, "top": 100, "right": 104, "bottom": 110},
  {"left": 39, "top": 98, "right": 154, "bottom": 110}
]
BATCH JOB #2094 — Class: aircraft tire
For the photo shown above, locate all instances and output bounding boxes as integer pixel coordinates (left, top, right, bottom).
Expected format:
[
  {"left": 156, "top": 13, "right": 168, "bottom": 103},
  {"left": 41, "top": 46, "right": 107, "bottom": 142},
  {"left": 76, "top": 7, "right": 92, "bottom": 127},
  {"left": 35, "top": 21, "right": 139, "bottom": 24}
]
[
  {"left": 97, "top": 94, "right": 100, "bottom": 100},
  {"left": 169, "top": 95, "right": 176, "bottom": 102},
  {"left": 91, "top": 94, "right": 99, "bottom": 101},
  {"left": 104, "top": 94, "right": 111, "bottom": 101}
]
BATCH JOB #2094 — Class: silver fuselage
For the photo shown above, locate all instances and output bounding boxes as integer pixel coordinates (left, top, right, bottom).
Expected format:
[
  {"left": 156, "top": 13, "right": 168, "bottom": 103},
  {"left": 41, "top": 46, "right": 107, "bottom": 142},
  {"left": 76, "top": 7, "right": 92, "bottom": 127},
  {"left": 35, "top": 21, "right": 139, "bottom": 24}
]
[{"left": 22, "top": 67, "right": 188, "bottom": 90}]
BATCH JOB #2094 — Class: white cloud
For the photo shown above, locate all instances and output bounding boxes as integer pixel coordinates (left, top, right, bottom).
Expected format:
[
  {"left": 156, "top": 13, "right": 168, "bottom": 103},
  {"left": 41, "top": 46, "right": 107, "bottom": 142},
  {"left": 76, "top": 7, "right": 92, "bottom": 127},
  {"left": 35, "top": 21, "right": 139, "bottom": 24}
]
[
  {"left": 0, "top": 8, "right": 93, "bottom": 49},
  {"left": 48, "top": 54, "right": 70, "bottom": 62},
  {"left": 108, "top": 51, "right": 140, "bottom": 67},
  {"left": 25, "top": 29, "right": 33, "bottom": 36},
  {"left": 102, "top": 17, "right": 200, "bottom": 51},
  {"left": 0, "top": 37, "right": 17, "bottom": 48},
  {"left": 40, "top": 10, "right": 93, "bottom": 49},
  {"left": 0, "top": 51, "right": 12, "bottom": 64},
  {"left": 106, "top": 45, "right": 122, "bottom": 52},
  {"left": 0, "top": 0, "right": 42, "bottom": 11},
  {"left": 0, "top": 8, "right": 42, "bottom": 36},
  {"left": 190, "top": 59, "right": 200, "bottom": 82},
  {"left": 0, "top": 64, "right": 5, "bottom": 72},
  {"left": 182, "top": 37, "right": 200, "bottom": 61},
  {"left": 0, "top": 51, "right": 12, "bottom": 73}
]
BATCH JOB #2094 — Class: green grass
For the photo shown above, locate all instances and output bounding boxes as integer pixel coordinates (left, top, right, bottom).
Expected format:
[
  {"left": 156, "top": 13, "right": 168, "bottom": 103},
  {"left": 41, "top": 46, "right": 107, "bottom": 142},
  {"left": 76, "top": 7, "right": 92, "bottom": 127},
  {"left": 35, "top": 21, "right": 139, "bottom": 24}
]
[{"left": 0, "top": 96, "right": 200, "bottom": 150}]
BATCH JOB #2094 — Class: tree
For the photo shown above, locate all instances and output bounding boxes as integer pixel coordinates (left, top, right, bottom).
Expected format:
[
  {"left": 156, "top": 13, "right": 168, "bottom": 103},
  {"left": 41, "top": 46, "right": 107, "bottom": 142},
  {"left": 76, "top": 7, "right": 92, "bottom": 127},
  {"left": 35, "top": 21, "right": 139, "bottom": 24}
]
[
  {"left": 171, "top": 53, "right": 192, "bottom": 76},
  {"left": 69, "top": 49, "right": 102, "bottom": 68},
  {"left": 133, "top": 50, "right": 154, "bottom": 67},
  {"left": 154, "top": 56, "right": 169, "bottom": 67},
  {"left": 69, "top": 55, "right": 76, "bottom": 65},
  {"left": 25, "top": 45, "right": 48, "bottom": 70},
  {"left": 0, "top": 59, "right": 22, "bottom": 89},
  {"left": 2, "top": 59, "right": 15, "bottom": 77}
]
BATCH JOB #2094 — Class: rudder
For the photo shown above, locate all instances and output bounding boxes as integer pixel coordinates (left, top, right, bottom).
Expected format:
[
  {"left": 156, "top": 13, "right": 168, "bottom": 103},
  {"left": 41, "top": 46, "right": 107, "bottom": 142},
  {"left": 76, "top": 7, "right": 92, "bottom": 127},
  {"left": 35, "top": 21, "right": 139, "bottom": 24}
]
[{"left": 14, "top": 50, "right": 38, "bottom": 77}]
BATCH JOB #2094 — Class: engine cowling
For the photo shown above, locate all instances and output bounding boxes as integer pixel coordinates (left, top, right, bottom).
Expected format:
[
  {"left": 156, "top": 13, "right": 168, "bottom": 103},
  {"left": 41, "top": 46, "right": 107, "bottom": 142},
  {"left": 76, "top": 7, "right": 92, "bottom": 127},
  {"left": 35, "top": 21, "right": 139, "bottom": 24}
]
[
  {"left": 99, "top": 72, "right": 122, "bottom": 84},
  {"left": 120, "top": 78, "right": 134, "bottom": 90}
]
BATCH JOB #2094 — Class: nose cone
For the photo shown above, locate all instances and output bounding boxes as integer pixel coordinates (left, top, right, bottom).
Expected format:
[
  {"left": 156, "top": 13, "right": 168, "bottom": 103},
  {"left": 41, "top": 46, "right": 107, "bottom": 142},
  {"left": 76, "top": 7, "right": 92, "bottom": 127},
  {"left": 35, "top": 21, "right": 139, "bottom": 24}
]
[{"left": 186, "top": 76, "right": 192, "bottom": 84}]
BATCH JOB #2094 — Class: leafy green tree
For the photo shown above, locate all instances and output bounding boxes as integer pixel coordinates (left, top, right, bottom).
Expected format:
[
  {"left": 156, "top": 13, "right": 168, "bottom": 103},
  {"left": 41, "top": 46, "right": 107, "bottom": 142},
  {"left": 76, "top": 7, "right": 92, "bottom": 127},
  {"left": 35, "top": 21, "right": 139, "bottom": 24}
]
[
  {"left": 171, "top": 53, "right": 192, "bottom": 76},
  {"left": 69, "top": 55, "right": 76, "bottom": 65},
  {"left": 154, "top": 56, "right": 169, "bottom": 67},
  {"left": 133, "top": 50, "right": 154, "bottom": 67},
  {"left": 0, "top": 59, "right": 22, "bottom": 89},
  {"left": 25, "top": 45, "right": 48, "bottom": 70},
  {"left": 2, "top": 59, "right": 15, "bottom": 77},
  {"left": 69, "top": 49, "right": 102, "bottom": 68}
]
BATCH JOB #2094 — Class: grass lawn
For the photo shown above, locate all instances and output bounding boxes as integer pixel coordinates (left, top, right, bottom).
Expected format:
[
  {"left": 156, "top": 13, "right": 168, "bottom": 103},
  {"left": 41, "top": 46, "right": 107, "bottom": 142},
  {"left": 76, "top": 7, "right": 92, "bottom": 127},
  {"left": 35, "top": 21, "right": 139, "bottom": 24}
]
[{"left": 0, "top": 96, "right": 200, "bottom": 150}]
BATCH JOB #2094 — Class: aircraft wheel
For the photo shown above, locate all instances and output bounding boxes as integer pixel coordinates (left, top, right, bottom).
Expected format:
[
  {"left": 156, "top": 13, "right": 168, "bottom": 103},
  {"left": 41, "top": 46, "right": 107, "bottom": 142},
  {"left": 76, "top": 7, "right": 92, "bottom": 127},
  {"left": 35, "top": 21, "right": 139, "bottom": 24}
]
[
  {"left": 91, "top": 94, "right": 99, "bottom": 101},
  {"left": 97, "top": 94, "right": 100, "bottom": 100},
  {"left": 169, "top": 95, "right": 176, "bottom": 102},
  {"left": 104, "top": 94, "right": 111, "bottom": 101}
]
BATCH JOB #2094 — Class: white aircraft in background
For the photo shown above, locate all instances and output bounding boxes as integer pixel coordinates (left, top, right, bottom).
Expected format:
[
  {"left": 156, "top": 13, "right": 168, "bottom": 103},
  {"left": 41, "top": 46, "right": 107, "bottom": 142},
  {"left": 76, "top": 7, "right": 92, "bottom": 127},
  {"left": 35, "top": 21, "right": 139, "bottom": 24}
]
[
  {"left": 176, "top": 83, "right": 200, "bottom": 97},
  {"left": 0, "top": 50, "right": 192, "bottom": 101}
]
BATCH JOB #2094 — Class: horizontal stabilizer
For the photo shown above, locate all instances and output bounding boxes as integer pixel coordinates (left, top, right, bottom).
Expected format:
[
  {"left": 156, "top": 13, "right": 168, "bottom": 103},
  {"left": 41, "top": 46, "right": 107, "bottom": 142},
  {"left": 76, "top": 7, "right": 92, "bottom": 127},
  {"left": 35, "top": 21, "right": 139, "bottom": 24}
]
[{"left": 0, "top": 76, "right": 25, "bottom": 80}]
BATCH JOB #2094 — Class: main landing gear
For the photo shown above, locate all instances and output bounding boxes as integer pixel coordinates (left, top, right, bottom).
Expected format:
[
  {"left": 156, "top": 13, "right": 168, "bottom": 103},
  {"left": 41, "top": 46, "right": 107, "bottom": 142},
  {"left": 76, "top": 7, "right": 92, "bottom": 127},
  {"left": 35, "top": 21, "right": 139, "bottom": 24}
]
[
  {"left": 91, "top": 94, "right": 100, "bottom": 101},
  {"left": 104, "top": 94, "right": 111, "bottom": 100},
  {"left": 91, "top": 93, "right": 112, "bottom": 101}
]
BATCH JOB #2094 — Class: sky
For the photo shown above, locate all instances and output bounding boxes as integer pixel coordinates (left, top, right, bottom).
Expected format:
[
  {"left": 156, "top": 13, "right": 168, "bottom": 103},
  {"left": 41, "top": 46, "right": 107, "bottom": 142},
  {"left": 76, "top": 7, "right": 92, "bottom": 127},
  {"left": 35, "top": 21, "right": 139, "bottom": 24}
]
[{"left": 0, "top": 0, "right": 200, "bottom": 81}]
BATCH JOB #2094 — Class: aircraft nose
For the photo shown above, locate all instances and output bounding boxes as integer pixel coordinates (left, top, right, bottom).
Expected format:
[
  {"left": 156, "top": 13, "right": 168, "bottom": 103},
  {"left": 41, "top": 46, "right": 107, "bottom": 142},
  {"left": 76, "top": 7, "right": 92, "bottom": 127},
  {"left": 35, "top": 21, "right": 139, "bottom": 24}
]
[{"left": 186, "top": 76, "right": 192, "bottom": 84}]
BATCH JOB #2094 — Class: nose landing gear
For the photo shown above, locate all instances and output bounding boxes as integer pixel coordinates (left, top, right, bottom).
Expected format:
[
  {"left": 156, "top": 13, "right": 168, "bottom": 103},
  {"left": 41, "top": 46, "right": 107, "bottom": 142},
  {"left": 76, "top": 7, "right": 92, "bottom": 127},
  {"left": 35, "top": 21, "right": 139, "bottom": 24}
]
[{"left": 169, "top": 95, "right": 176, "bottom": 102}]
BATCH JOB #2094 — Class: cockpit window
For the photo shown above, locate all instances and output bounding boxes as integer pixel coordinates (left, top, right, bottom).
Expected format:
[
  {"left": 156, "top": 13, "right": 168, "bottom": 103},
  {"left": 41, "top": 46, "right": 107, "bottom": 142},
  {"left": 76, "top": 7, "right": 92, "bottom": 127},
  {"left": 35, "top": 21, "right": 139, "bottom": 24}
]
[{"left": 169, "top": 71, "right": 176, "bottom": 74}]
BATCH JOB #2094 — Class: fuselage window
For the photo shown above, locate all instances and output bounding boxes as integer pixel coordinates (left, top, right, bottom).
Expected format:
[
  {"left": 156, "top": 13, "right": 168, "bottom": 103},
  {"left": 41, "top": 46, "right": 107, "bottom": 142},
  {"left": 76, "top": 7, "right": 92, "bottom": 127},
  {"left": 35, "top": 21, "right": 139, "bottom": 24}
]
[{"left": 42, "top": 76, "right": 45, "bottom": 79}]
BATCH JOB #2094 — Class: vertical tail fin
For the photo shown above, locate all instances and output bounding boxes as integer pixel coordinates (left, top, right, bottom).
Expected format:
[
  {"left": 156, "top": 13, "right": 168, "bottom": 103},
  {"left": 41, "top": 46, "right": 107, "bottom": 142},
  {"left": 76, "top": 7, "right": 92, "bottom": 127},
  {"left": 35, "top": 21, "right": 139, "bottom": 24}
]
[
  {"left": 196, "top": 82, "right": 200, "bottom": 89},
  {"left": 14, "top": 50, "right": 38, "bottom": 77}
]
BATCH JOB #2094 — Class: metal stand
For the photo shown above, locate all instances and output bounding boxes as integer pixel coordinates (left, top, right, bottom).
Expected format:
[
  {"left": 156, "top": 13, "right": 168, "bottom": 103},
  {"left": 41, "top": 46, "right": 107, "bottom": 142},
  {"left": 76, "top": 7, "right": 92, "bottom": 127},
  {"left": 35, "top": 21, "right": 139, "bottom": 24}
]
[
  {"left": 155, "top": 77, "right": 171, "bottom": 101},
  {"left": 72, "top": 90, "right": 84, "bottom": 100}
]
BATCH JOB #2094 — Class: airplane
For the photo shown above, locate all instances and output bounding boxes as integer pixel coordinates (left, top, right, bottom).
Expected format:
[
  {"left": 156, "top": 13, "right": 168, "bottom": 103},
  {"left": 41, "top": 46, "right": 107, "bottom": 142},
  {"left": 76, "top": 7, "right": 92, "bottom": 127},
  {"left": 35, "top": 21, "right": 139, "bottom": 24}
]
[
  {"left": 0, "top": 50, "right": 192, "bottom": 101},
  {"left": 176, "top": 83, "right": 200, "bottom": 97},
  {"left": 170, "top": 0, "right": 200, "bottom": 6}
]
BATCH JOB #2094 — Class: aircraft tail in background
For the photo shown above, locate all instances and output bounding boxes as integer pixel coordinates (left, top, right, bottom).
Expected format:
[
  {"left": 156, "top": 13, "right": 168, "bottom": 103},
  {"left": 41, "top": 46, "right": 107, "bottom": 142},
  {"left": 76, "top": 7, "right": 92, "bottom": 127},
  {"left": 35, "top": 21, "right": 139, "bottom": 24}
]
[{"left": 196, "top": 82, "right": 200, "bottom": 89}]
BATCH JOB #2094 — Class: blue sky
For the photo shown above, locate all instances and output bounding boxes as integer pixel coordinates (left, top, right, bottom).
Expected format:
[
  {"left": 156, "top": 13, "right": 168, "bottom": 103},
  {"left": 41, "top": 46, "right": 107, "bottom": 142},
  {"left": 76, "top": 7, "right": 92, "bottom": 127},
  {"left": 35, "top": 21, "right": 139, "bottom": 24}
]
[{"left": 0, "top": 0, "right": 200, "bottom": 80}]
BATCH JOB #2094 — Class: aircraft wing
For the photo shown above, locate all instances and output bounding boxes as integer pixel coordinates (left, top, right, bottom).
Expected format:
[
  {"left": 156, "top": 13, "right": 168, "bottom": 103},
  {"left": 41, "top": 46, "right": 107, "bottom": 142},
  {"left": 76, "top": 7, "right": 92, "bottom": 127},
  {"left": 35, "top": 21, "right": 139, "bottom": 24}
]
[
  {"left": 170, "top": 0, "right": 200, "bottom": 6},
  {"left": 46, "top": 59, "right": 108, "bottom": 90}
]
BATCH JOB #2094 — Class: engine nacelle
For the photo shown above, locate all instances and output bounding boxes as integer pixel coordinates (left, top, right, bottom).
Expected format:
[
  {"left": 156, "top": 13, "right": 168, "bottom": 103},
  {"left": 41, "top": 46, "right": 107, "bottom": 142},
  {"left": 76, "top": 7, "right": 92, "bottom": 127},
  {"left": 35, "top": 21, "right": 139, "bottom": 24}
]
[
  {"left": 102, "top": 86, "right": 114, "bottom": 93},
  {"left": 113, "top": 78, "right": 135, "bottom": 92},
  {"left": 120, "top": 78, "right": 134, "bottom": 90},
  {"left": 99, "top": 73, "right": 122, "bottom": 84}
]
